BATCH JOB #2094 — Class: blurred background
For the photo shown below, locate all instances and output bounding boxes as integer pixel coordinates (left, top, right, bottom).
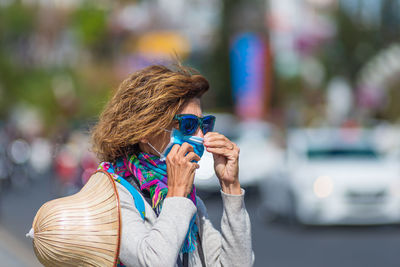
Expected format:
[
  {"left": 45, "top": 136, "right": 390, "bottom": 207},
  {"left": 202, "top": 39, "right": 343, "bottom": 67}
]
[{"left": 1, "top": 0, "right": 400, "bottom": 266}]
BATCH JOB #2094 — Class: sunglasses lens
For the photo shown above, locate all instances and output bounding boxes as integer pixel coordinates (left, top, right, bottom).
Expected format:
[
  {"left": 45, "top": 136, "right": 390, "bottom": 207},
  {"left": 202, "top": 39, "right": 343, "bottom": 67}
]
[
  {"left": 202, "top": 116, "right": 215, "bottom": 134},
  {"left": 180, "top": 117, "right": 198, "bottom": 135}
]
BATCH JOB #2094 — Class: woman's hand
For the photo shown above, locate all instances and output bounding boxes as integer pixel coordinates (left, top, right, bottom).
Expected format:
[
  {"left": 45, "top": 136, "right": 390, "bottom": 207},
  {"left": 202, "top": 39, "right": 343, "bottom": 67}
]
[
  {"left": 166, "top": 143, "right": 200, "bottom": 198},
  {"left": 204, "top": 132, "right": 241, "bottom": 195}
]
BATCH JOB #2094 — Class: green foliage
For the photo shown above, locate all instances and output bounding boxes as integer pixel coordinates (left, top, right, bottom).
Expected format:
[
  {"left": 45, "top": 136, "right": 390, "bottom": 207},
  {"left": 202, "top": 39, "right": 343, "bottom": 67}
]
[
  {"left": 0, "top": 1, "right": 36, "bottom": 38},
  {"left": 0, "top": 2, "right": 114, "bottom": 131},
  {"left": 71, "top": 3, "right": 108, "bottom": 48}
]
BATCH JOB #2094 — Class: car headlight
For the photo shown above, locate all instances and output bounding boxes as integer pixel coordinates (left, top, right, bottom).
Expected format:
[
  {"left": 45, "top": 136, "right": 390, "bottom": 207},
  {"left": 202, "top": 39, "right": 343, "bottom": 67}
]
[{"left": 313, "top": 176, "right": 334, "bottom": 198}]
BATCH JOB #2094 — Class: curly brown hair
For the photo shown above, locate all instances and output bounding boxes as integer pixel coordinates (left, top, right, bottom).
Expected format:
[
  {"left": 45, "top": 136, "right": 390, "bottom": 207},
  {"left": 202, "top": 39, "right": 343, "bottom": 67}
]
[{"left": 90, "top": 64, "right": 209, "bottom": 162}]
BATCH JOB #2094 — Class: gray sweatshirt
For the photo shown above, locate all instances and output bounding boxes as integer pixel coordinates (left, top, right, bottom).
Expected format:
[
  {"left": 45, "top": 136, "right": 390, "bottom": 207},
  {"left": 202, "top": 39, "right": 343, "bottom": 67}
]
[{"left": 116, "top": 182, "right": 254, "bottom": 267}]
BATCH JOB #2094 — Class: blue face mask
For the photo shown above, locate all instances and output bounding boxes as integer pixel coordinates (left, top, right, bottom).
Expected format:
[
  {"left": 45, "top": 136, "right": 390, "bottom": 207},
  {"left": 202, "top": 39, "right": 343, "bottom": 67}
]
[{"left": 147, "top": 128, "right": 204, "bottom": 162}]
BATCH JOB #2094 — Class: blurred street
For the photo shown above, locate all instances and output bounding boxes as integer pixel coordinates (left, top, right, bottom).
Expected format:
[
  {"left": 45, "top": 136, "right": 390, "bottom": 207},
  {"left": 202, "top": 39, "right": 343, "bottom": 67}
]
[
  {"left": 0, "top": 225, "right": 40, "bottom": 267},
  {"left": 203, "top": 189, "right": 400, "bottom": 267},
  {"left": 0, "top": 174, "right": 52, "bottom": 267},
  {"left": 2, "top": 175, "right": 400, "bottom": 267}
]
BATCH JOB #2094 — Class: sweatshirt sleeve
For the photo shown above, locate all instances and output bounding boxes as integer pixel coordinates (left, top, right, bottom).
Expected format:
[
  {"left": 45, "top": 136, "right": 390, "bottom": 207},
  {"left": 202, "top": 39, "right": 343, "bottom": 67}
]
[
  {"left": 198, "top": 189, "right": 254, "bottom": 267},
  {"left": 116, "top": 183, "right": 196, "bottom": 267}
]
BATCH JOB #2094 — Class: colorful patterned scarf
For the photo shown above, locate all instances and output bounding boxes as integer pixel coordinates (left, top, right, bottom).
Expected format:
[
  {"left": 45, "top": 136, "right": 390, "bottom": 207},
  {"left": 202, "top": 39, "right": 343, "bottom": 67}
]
[{"left": 98, "top": 152, "right": 198, "bottom": 254}]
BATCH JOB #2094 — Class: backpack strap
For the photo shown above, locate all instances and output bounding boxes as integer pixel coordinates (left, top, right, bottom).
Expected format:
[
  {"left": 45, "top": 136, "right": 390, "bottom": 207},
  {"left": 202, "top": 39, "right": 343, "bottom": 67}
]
[{"left": 115, "top": 176, "right": 146, "bottom": 221}]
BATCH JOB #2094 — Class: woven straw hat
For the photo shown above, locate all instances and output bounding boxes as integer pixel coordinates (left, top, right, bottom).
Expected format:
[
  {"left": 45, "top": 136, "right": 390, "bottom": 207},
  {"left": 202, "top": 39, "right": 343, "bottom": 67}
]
[{"left": 27, "top": 170, "right": 121, "bottom": 267}]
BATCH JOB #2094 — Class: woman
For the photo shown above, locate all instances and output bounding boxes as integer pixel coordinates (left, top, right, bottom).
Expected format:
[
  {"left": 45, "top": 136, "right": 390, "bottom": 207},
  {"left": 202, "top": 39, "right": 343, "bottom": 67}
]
[{"left": 91, "top": 64, "right": 254, "bottom": 267}]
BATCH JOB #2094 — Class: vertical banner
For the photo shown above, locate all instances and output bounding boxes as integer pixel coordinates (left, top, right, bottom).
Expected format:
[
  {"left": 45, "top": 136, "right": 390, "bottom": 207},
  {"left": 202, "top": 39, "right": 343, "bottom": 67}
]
[{"left": 230, "top": 33, "right": 270, "bottom": 120}]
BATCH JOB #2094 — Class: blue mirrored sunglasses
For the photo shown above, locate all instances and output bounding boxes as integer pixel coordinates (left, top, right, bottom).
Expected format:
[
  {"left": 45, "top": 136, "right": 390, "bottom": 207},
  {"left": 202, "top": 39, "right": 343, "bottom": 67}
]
[{"left": 173, "top": 114, "right": 216, "bottom": 135}]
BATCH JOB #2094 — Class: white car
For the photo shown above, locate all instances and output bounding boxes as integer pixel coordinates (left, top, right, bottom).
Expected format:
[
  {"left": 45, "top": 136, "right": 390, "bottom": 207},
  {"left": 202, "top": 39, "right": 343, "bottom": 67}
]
[
  {"left": 195, "top": 115, "right": 283, "bottom": 192},
  {"left": 260, "top": 128, "right": 400, "bottom": 225}
]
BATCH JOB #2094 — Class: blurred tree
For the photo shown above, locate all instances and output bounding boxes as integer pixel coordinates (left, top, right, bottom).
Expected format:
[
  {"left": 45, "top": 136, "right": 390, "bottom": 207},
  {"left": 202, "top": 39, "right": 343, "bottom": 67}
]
[
  {"left": 0, "top": 1, "right": 114, "bottom": 132},
  {"left": 381, "top": 0, "right": 400, "bottom": 42},
  {"left": 204, "top": 0, "right": 240, "bottom": 112},
  {"left": 0, "top": 2, "right": 36, "bottom": 117},
  {"left": 71, "top": 3, "right": 110, "bottom": 57},
  {"left": 319, "top": 7, "right": 381, "bottom": 83}
]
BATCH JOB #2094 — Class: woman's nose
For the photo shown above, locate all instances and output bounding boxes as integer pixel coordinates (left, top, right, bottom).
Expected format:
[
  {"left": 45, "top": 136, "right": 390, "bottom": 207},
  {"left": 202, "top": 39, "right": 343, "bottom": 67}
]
[{"left": 194, "top": 127, "right": 204, "bottom": 138}]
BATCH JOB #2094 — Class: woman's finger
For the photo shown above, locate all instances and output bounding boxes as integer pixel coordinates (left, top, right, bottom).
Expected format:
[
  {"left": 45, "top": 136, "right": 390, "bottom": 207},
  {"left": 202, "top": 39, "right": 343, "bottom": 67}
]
[
  {"left": 185, "top": 151, "right": 201, "bottom": 162},
  {"left": 204, "top": 133, "right": 231, "bottom": 146},
  {"left": 167, "top": 144, "right": 181, "bottom": 158},
  {"left": 206, "top": 146, "right": 238, "bottom": 158},
  {"left": 204, "top": 140, "right": 233, "bottom": 149},
  {"left": 177, "top": 142, "right": 194, "bottom": 158},
  {"left": 204, "top": 132, "right": 228, "bottom": 142}
]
